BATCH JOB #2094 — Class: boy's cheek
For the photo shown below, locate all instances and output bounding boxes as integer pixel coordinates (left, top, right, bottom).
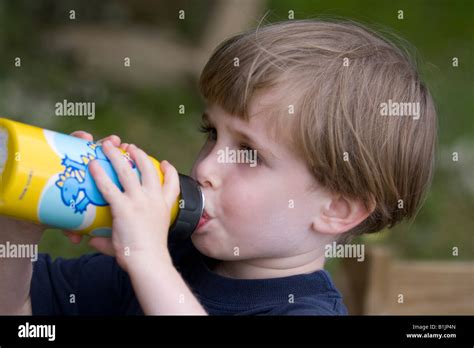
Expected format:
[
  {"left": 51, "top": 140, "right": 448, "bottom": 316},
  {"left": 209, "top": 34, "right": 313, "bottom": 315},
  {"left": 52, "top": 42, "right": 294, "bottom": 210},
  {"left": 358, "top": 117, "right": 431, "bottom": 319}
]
[
  {"left": 221, "top": 187, "right": 267, "bottom": 223},
  {"left": 226, "top": 191, "right": 311, "bottom": 240},
  {"left": 222, "top": 196, "right": 285, "bottom": 240}
]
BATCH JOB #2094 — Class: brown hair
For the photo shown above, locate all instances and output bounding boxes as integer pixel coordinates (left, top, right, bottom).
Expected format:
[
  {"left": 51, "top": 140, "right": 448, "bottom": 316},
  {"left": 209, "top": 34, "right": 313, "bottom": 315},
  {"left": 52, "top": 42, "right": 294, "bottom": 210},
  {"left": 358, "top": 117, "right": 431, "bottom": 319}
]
[{"left": 198, "top": 19, "right": 437, "bottom": 243}]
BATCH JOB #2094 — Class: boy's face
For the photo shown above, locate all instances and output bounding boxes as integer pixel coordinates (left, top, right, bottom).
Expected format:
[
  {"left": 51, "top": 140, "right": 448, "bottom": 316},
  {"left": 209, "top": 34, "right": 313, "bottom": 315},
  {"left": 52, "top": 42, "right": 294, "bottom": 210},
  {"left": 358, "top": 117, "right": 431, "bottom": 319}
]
[{"left": 191, "top": 91, "right": 332, "bottom": 262}]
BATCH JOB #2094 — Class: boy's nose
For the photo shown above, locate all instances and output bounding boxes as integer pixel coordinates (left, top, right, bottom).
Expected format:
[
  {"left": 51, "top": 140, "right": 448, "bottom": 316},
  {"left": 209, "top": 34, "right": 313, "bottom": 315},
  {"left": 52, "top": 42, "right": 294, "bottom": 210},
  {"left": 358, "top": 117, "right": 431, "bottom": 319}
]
[{"left": 192, "top": 148, "right": 222, "bottom": 189}]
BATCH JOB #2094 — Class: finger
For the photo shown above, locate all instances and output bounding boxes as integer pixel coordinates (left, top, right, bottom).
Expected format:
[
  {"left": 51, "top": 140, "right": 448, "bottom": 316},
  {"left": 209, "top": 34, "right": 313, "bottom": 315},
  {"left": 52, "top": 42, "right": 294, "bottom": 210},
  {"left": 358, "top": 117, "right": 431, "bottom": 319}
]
[
  {"left": 101, "top": 140, "right": 141, "bottom": 194},
  {"left": 120, "top": 143, "right": 130, "bottom": 151},
  {"left": 63, "top": 230, "right": 83, "bottom": 244},
  {"left": 88, "top": 237, "right": 116, "bottom": 256},
  {"left": 128, "top": 144, "right": 160, "bottom": 190},
  {"left": 97, "top": 134, "right": 121, "bottom": 147},
  {"left": 70, "top": 130, "right": 93, "bottom": 141},
  {"left": 89, "top": 158, "right": 123, "bottom": 204},
  {"left": 160, "top": 160, "right": 181, "bottom": 208},
  {"left": 69, "top": 234, "right": 83, "bottom": 244}
]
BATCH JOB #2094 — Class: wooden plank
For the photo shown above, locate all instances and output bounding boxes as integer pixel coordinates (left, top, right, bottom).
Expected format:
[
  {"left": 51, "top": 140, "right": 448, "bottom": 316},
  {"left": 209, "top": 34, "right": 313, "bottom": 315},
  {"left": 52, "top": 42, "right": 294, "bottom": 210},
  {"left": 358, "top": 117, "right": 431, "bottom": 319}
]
[{"left": 383, "top": 261, "right": 474, "bottom": 315}]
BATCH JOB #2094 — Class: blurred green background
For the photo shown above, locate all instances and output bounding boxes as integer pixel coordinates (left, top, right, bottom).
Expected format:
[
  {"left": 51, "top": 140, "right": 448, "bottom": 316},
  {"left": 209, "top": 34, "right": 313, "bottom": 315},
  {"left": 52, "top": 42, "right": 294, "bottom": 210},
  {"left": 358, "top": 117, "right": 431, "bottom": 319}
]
[{"left": 0, "top": 0, "right": 472, "bottom": 264}]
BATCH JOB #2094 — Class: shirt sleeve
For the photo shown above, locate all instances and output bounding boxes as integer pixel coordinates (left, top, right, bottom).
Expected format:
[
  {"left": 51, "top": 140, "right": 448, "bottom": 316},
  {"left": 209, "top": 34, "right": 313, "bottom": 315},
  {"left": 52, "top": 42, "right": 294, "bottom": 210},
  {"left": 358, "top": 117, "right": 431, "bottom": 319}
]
[{"left": 30, "top": 253, "right": 142, "bottom": 315}]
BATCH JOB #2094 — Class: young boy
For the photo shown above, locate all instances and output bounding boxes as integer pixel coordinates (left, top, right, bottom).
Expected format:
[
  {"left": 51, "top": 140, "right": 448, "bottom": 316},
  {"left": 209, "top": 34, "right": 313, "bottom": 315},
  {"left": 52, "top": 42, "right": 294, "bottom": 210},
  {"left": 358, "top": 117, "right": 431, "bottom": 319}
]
[{"left": 0, "top": 19, "right": 436, "bottom": 315}]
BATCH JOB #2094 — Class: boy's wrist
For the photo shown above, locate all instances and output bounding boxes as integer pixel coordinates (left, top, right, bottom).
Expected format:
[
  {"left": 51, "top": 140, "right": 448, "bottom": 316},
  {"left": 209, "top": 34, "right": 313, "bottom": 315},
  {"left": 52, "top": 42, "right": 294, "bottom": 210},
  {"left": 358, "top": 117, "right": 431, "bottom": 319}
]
[
  {"left": 0, "top": 216, "right": 45, "bottom": 243},
  {"left": 124, "top": 249, "right": 174, "bottom": 275}
]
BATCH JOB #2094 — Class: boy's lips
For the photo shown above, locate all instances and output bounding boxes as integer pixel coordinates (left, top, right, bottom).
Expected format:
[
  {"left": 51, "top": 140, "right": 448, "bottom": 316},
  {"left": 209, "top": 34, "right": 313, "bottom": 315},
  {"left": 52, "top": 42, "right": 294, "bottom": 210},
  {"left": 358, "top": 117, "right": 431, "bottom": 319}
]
[{"left": 196, "top": 209, "right": 212, "bottom": 231}]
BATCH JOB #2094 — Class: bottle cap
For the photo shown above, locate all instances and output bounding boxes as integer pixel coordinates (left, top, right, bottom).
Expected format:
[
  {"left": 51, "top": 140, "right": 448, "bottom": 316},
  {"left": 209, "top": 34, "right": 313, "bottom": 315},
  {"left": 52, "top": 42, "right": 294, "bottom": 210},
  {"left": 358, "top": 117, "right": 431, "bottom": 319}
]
[{"left": 169, "top": 174, "right": 205, "bottom": 240}]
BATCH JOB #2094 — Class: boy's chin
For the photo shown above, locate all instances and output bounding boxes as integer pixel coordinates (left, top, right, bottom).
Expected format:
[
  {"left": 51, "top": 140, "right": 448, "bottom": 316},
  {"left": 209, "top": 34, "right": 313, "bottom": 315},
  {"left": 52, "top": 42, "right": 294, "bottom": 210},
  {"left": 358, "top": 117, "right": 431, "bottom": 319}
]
[
  {"left": 191, "top": 234, "right": 217, "bottom": 256},
  {"left": 191, "top": 235, "right": 236, "bottom": 261}
]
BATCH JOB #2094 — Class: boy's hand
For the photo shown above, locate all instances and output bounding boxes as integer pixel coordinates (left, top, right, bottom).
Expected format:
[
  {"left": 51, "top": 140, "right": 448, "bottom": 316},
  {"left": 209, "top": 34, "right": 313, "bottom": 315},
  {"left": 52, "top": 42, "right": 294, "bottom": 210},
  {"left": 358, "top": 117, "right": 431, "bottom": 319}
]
[
  {"left": 68, "top": 139, "right": 205, "bottom": 315},
  {"left": 87, "top": 141, "right": 180, "bottom": 272},
  {"left": 62, "top": 130, "right": 130, "bottom": 244}
]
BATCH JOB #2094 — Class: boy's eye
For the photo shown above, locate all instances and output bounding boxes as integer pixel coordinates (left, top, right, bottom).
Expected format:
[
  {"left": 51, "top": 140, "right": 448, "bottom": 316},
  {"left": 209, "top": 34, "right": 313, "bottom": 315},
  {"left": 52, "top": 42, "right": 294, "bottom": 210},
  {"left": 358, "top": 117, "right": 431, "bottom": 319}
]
[
  {"left": 198, "top": 122, "right": 263, "bottom": 165},
  {"left": 240, "top": 143, "right": 262, "bottom": 164},
  {"left": 199, "top": 122, "right": 217, "bottom": 141},
  {"left": 240, "top": 144, "right": 253, "bottom": 152}
]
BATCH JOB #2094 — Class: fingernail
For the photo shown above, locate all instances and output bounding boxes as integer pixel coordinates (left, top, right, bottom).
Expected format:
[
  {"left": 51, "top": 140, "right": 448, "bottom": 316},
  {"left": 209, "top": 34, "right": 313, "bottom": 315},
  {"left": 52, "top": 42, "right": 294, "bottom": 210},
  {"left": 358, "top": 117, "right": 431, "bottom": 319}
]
[{"left": 102, "top": 140, "right": 111, "bottom": 147}]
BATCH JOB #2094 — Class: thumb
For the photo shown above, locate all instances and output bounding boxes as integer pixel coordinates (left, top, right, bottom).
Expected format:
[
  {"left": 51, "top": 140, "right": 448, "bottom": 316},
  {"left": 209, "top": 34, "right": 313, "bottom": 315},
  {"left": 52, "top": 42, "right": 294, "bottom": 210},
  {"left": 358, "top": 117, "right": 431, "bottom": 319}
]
[
  {"left": 160, "top": 161, "right": 180, "bottom": 208},
  {"left": 70, "top": 130, "right": 93, "bottom": 141}
]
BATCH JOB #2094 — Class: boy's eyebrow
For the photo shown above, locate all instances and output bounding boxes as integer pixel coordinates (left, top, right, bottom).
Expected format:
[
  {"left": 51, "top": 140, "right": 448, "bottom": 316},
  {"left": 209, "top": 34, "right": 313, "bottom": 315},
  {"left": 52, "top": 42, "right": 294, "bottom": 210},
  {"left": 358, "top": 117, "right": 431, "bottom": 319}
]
[{"left": 202, "top": 111, "right": 278, "bottom": 160}]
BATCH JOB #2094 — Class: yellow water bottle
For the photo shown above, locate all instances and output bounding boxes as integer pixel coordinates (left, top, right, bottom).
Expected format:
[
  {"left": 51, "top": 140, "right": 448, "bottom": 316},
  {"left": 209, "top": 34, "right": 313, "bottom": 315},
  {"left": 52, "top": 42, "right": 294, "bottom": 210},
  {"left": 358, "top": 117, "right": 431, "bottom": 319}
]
[{"left": 0, "top": 117, "right": 204, "bottom": 239}]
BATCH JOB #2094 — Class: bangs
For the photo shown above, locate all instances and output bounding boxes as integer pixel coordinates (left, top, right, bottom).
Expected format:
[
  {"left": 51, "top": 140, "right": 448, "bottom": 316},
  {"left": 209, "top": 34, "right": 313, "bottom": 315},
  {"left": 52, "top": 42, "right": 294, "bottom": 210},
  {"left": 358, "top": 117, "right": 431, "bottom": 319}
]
[
  {"left": 197, "top": 31, "right": 304, "bottom": 156},
  {"left": 198, "top": 31, "right": 287, "bottom": 122}
]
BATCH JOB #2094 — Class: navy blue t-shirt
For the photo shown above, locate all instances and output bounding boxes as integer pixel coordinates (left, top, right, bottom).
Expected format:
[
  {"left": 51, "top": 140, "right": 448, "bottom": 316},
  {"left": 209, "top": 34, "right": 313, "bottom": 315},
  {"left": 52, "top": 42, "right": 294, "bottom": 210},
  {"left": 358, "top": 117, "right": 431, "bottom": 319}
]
[{"left": 30, "top": 238, "right": 348, "bottom": 315}]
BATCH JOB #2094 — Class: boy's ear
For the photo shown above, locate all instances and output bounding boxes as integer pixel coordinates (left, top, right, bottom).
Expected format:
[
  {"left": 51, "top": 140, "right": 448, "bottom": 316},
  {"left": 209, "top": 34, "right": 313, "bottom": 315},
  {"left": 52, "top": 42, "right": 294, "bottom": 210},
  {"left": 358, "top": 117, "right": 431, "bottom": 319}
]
[{"left": 311, "top": 194, "right": 375, "bottom": 236}]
